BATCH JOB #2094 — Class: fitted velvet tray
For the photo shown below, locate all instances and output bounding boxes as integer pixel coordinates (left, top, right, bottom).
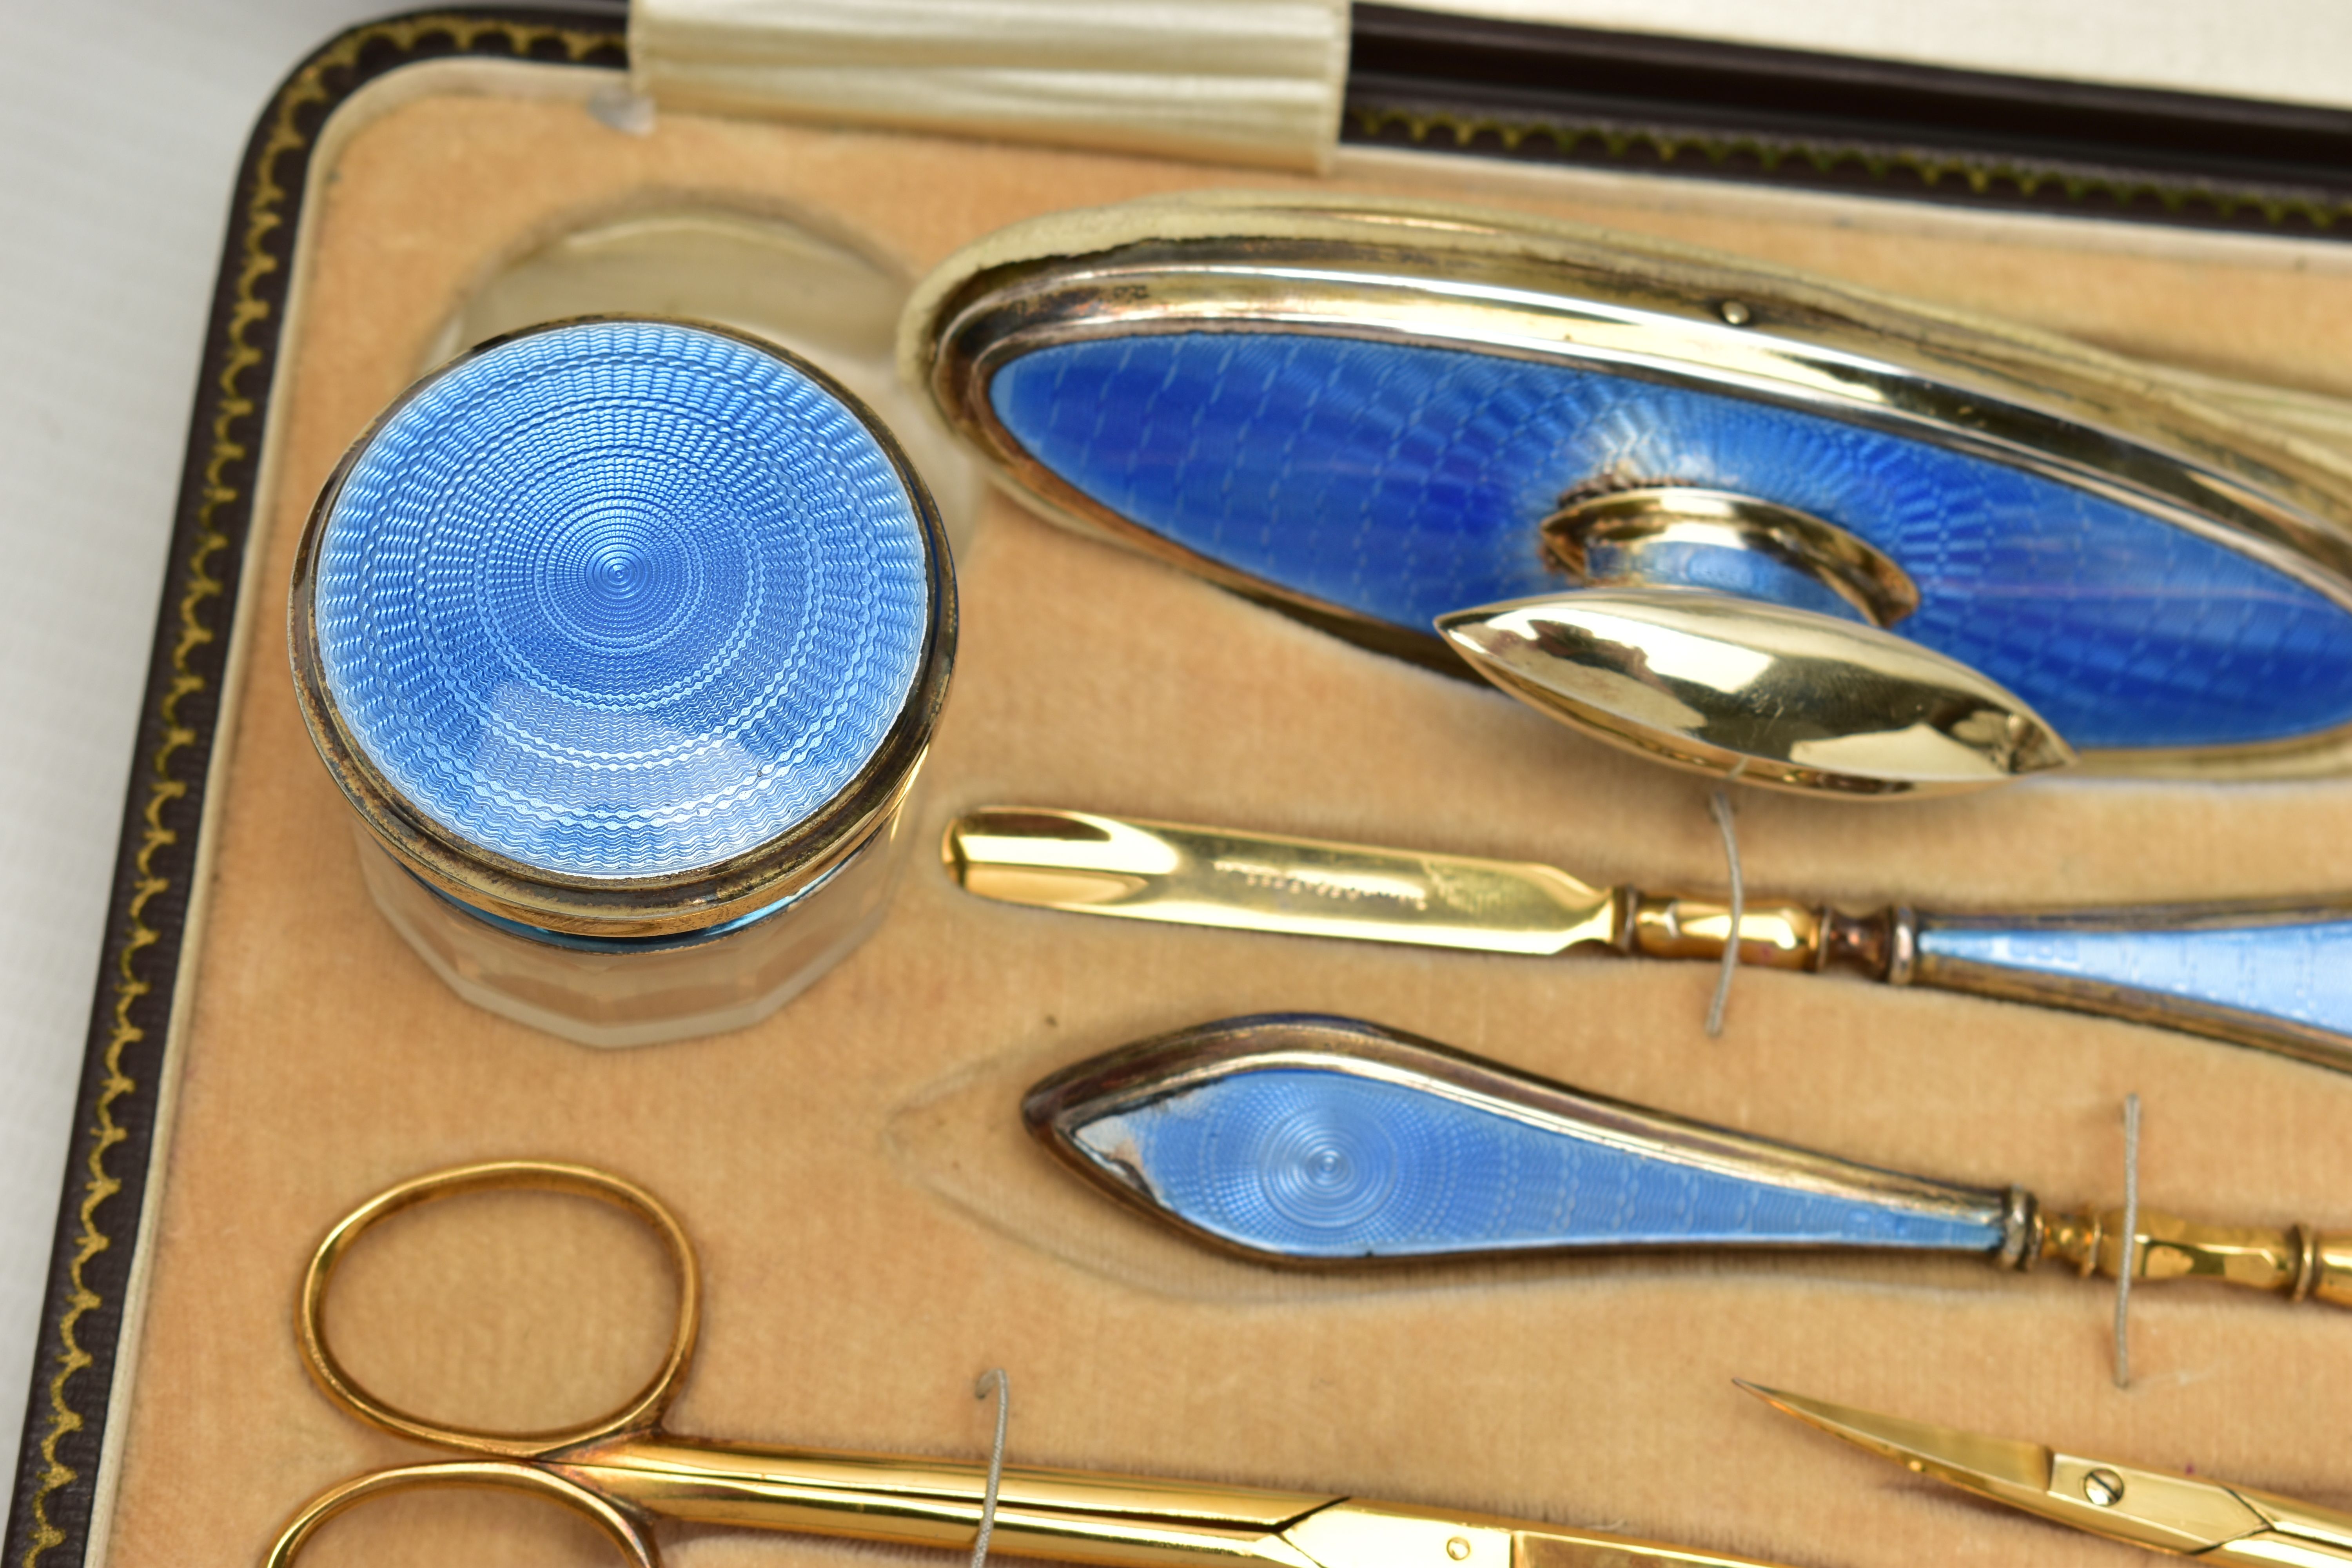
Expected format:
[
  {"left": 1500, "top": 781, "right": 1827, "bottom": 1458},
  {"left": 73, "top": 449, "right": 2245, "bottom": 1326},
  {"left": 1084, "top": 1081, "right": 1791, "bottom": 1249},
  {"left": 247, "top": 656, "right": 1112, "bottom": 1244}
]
[{"left": 14, "top": 11, "right": 2352, "bottom": 1568}]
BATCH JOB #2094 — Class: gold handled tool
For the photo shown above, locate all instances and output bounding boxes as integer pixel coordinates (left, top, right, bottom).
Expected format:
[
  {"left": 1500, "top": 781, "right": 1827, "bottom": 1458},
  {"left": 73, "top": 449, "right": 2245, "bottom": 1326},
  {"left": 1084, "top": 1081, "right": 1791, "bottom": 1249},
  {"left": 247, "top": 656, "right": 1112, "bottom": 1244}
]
[
  {"left": 266, "top": 1159, "right": 1803, "bottom": 1568},
  {"left": 1744, "top": 1383, "right": 2352, "bottom": 1561},
  {"left": 943, "top": 807, "right": 2352, "bottom": 1075}
]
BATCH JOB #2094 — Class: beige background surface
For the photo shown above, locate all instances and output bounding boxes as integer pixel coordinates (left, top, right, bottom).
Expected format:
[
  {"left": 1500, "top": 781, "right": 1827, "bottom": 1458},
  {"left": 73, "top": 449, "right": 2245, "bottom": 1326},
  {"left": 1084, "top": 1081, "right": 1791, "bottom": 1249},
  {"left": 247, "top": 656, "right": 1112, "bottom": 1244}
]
[
  {"left": 1406, "top": 0, "right": 2352, "bottom": 112},
  {"left": 91, "top": 62, "right": 2352, "bottom": 1568}
]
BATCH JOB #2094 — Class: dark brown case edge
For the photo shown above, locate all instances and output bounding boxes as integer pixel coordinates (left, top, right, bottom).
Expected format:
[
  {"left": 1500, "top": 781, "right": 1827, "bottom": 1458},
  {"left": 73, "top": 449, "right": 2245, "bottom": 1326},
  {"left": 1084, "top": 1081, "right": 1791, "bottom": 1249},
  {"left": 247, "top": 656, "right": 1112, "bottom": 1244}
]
[{"left": 10, "top": 7, "right": 2344, "bottom": 1565}]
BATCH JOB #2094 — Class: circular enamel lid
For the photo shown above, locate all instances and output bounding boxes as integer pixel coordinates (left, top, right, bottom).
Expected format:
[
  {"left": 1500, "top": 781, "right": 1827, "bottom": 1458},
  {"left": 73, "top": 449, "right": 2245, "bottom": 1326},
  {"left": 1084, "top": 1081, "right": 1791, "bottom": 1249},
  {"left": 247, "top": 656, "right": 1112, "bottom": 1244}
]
[{"left": 293, "top": 318, "right": 953, "bottom": 935}]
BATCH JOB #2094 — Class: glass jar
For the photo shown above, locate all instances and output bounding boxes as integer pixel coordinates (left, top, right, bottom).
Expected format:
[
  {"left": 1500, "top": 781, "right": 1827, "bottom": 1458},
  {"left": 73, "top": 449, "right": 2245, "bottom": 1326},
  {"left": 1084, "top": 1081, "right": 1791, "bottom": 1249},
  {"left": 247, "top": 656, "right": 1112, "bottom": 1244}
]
[{"left": 289, "top": 317, "right": 954, "bottom": 1047}]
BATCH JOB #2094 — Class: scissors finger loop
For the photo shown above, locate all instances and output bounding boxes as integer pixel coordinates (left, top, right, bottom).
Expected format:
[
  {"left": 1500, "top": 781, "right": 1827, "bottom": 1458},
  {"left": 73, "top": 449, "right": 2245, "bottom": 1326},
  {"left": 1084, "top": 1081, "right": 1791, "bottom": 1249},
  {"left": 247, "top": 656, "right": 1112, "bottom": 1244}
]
[
  {"left": 263, "top": 1457, "right": 659, "bottom": 1568},
  {"left": 297, "top": 1158, "right": 701, "bottom": 1457}
]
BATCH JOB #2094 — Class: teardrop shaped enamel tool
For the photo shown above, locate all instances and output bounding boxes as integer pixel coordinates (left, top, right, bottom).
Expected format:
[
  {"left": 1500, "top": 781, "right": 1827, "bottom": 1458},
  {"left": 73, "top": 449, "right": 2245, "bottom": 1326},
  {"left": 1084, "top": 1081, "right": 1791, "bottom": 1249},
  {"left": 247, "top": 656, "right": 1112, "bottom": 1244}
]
[
  {"left": 909, "top": 191, "right": 2352, "bottom": 797},
  {"left": 1744, "top": 1384, "right": 2352, "bottom": 1561},
  {"left": 1025, "top": 1015, "right": 2352, "bottom": 1306},
  {"left": 946, "top": 807, "right": 2352, "bottom": 1075}
]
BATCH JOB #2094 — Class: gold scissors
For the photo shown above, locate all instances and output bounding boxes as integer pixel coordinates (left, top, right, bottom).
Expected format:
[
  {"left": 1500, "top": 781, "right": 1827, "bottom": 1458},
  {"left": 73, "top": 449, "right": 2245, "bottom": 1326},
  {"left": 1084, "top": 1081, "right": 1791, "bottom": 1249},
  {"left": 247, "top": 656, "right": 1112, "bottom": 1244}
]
[
  {"left": 268, "top": 1158, "right": 1802, "bottom": 1567},
  {"left": 1744, "top": 1383, "right": 2352, "bottom": 1562}
]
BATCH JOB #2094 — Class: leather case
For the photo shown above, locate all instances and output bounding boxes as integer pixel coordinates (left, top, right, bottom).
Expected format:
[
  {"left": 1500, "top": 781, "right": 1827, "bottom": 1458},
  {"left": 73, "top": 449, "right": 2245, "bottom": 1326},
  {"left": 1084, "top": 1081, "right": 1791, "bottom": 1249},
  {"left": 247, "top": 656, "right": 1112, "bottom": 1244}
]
[{"left": 11, "top": 10, "right": 2352, "bottom": 1567}]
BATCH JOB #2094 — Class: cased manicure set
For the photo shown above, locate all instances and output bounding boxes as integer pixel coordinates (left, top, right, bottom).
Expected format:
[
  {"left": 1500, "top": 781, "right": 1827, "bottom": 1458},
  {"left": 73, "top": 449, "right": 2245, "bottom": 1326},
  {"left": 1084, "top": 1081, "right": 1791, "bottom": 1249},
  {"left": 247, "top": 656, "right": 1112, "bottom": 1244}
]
[{"left": 18, "top": 13, "right": 2352, "bottom": 1568}]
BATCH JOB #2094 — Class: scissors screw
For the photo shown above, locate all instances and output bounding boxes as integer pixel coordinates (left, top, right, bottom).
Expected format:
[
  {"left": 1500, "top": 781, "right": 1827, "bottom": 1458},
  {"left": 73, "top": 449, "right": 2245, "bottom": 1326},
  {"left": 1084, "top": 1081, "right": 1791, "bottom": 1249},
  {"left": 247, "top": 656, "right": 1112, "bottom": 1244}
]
[
  {"left": 1446, "top": 1539, "right": 1472, "bottom": 1560},
  {"left": 1717, "top": 299, "right": 1754, "bottom": 327},
  {"left": 2082, "top": 1469, "right": 2127, "bottom": 1507}
]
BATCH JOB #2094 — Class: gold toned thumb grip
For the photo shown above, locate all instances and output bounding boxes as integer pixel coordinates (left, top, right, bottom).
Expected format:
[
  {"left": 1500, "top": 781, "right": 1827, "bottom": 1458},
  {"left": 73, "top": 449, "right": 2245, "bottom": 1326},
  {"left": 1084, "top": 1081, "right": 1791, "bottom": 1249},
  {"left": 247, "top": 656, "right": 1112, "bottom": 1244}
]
[{"left": 2042, "top": 1208, "right": 2352, "bottom": 1305}]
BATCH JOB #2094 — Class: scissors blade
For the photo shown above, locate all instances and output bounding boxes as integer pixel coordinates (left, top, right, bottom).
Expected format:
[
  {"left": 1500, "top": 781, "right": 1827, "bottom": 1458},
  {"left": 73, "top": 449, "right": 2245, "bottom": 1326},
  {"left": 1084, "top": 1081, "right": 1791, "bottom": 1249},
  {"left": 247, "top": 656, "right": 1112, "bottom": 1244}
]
[
  {"left": 1508, "top": 1523, "right": 1801, "bottom": 1567},
  {"left": 1738, "top": 1383, "right": 2270, "bottom": 1556},
  {"left": 1279, "top": 1499, "right": 1801, "bottom": 1568}
]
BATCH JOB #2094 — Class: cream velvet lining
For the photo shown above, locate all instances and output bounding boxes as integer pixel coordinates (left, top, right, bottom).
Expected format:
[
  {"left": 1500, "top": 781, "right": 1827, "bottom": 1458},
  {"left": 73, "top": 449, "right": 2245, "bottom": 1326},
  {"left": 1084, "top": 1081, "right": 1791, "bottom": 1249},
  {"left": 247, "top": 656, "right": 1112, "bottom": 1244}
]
[{"left": 94, "top": 69, "right": 2352, "bottom": 1568}]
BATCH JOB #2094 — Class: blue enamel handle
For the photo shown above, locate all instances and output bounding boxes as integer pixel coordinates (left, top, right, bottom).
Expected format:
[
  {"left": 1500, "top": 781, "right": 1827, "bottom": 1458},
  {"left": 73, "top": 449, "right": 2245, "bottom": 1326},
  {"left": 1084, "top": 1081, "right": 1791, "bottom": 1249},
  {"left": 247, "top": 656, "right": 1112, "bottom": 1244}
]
[
  {"left": 1908, "top": 904, "right": 2352, "bottom": 1073},
  {"left": 1024, "top": 1015, "right": 2014, "bottom": 1265}
]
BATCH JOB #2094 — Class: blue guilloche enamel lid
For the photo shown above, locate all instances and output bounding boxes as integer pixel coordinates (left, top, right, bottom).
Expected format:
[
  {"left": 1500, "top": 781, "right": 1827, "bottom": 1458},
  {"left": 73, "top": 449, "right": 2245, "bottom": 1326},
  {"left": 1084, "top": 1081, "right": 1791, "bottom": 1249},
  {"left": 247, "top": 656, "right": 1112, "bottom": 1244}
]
[{"left": 293, "top": 318, "right": 953, "bottom": 936}]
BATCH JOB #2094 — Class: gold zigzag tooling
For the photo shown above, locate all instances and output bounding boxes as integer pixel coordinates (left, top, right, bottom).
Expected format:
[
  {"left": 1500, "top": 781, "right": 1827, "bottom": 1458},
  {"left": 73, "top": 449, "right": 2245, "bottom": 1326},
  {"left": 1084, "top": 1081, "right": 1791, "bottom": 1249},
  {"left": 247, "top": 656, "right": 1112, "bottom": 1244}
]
[{"left": 15, "top": 20, "right": 623, "bottom": 1566}]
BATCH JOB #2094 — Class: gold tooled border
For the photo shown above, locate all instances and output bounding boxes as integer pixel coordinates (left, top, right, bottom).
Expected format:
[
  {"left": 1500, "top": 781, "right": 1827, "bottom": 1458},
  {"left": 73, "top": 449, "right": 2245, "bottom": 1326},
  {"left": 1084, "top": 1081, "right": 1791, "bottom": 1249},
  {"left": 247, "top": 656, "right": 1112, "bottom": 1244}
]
[
  {"left": 1346, "top": 105, "right": 2352, "bottom": 234},
  {"left": 9, "top": 20, "right": 625, "bottom": 1566}
]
